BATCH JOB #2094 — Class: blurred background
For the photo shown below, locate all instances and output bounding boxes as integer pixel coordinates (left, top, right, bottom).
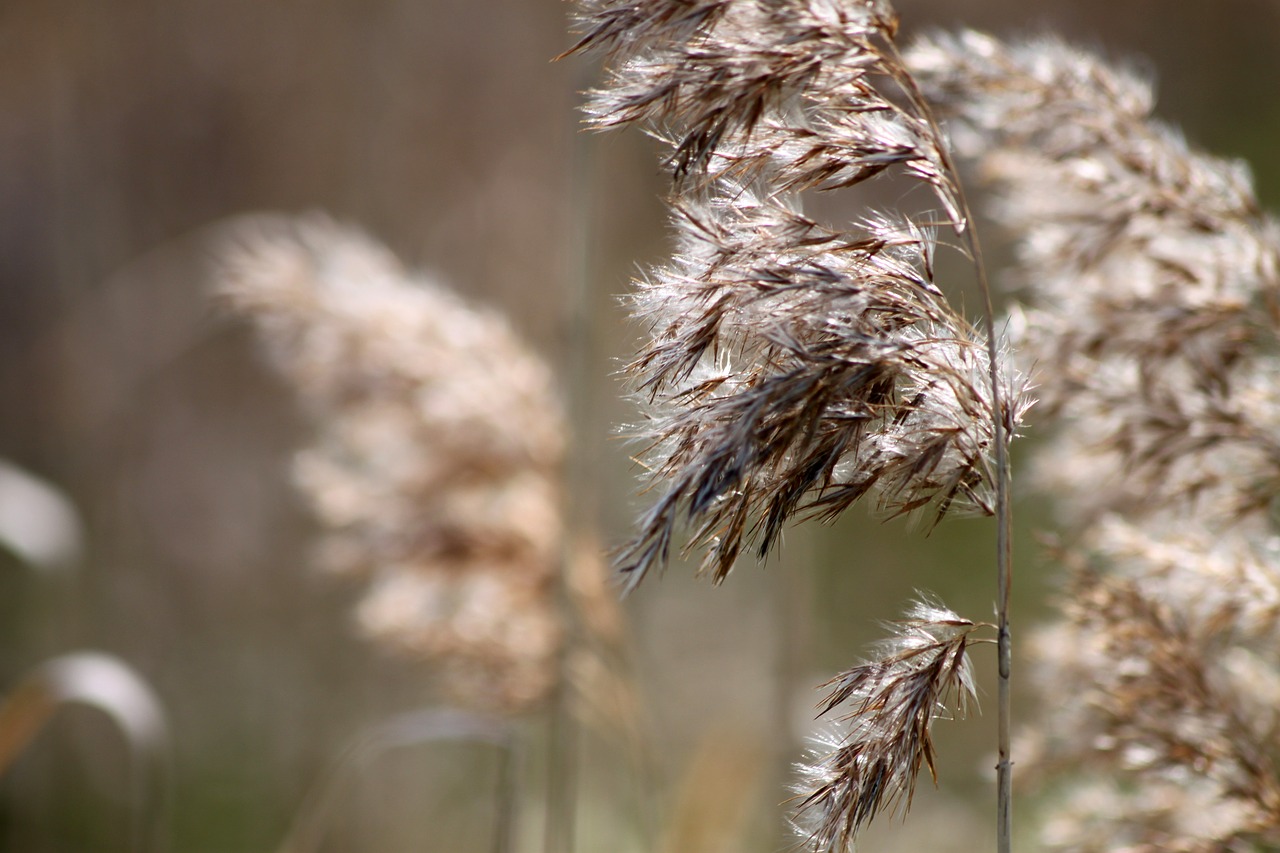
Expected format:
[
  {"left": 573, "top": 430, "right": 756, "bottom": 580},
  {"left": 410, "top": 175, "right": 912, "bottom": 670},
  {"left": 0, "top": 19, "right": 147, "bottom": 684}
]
[{"left": 0, "top": 1, "right": 1277, "bottom": 851}]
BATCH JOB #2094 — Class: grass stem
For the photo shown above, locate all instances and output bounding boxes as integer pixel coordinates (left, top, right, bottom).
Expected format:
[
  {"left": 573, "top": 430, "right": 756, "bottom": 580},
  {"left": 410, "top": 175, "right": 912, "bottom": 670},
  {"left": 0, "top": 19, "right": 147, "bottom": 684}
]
[{"left": 889, "top": 39, "right": 1014, "bottom": 853}]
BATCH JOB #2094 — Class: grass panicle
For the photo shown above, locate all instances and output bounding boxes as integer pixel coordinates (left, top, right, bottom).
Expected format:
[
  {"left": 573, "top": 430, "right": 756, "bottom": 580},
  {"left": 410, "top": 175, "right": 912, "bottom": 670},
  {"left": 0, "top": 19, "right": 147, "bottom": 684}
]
[
  {"left": 792, "top": 599, "right": 981, "bottom": 852},
  {"left": 566, "top": 0, "right": 1028, "bottom": 591},
  {"left": 217, "top": 215, "right": 566, "bottom": 714},
  {"left": 908, "top": 30, "right": 1280, "bottom": 851},
  {"left": 566, "top": 4, "right": 1025, "bottom": 851},
  {"left": 1029, "top": 542, "right": 1280, "bottom": 852},
  {"left": 910, "top": 30, "right": 1280, "bottom": 526}
]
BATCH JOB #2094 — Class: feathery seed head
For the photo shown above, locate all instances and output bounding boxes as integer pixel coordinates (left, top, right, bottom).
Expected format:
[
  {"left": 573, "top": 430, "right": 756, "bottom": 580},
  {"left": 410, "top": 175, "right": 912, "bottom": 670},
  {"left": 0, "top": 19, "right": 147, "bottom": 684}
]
[
  {"left": 908, "top": 32, "right": 1280, "bottom": 847},
  {"left": 1043, "top": 551, "right": 1280, "bottom": 850},
  {"left": 568, "top": 2, "right": 1028, "bottom": 589},
  {"left": 216, "top": 216, "right": 566, "bottom": 714},
  {"left": 792, "top": 597, "right": 980, "bottom": 851},
  {"left": 909, "top": 31, "right": 1280, "bottom": 526}
]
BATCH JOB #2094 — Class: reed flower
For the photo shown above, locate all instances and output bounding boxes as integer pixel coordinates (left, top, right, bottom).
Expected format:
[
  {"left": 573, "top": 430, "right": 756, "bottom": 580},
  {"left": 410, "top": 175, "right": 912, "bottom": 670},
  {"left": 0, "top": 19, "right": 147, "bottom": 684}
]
[
  {"left": 793, "top": 599, "right": 980, "bottom": 851},
  {"left": 910, "top": 30, "right": 1280, "bottom": 526},
  {"left": 909, "top": 30, "right": 1280, "bottom": 850},
  {"left": 566, "top": 4, "right": 1030, "bottom": 850},
  {"left": 566, "top": 0, "right": 1028, "bottom": 590},
  {"left": 1028, "top": 525, "right": 1280, "bottom": 852},
  {"left": 216, "top": 215, "right": 565, "bottom": 714}
]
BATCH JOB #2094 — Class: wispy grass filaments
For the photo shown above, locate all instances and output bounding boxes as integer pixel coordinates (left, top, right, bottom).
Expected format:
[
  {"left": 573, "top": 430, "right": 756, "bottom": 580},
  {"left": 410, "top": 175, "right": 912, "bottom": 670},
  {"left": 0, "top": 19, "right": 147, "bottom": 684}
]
[
  {"left": 565, "top": 2, "right": 1028, "bottom": 850},
  {"left": 910, "top": 30, "right": 1280, "bottom": 526},
  {"left": 1031, "top": 532, "right": 1280, "bottom": 851},
  {"left": 793, "top": 599, "right": 982, "bottom": 851},
  {"left": 568, "top": 1, "right": 1026, "bottom": 590}
]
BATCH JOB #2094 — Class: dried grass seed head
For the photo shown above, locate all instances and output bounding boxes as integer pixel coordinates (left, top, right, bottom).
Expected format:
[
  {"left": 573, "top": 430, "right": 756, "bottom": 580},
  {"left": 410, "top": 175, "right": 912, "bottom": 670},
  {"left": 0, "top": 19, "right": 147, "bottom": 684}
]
[
  {"left": 217, "top": 215, "right": 566, "bottom": 714},
  {"left": 1020, "top": 516, "right": 1280, "bottom": 851},
  {"left": 909, "top": 30, "right": 1280, "bottom": 525},
  {"left": 569, "top": 1, "right": 1028, "bottom": 589},
  {"left": 902, "top": 26, "right": 1280, "bottom": 852},
  {"left": 792, "top": 597, "right": 980, "bottom": 852}
]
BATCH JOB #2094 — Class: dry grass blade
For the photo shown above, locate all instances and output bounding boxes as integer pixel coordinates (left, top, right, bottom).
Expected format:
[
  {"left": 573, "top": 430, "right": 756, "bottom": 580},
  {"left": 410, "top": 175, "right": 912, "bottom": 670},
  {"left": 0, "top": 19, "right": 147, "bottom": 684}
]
[
  {"left": 276, "top": 709, "right": 516, "bottom": 853},
  {"left": 793, "top": 598, "right": 981, "bottom": 851},
  {"left": 0, "top": 458, "right": 83, "bottom": 572},
  {"left": 657, "top": 732, "right": 765, "bottom": 853},
  {"left": 0, "top": 653, "right": 170, "bottom": 853}
]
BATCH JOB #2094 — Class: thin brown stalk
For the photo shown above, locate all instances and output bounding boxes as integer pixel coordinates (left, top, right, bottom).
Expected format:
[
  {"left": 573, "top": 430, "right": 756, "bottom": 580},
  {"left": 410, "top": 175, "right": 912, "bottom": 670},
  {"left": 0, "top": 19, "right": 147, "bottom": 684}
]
[
  {"left": 889, "top": 39, "right": 1015, "bottom": 848},
  {"left": 961, "top": 159, "right": 1014, "bottom": 853}
]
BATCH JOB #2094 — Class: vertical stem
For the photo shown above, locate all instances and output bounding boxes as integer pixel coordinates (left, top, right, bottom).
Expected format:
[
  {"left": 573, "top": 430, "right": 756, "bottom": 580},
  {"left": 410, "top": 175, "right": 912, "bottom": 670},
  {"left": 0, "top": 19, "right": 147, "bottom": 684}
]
[
  {"left": 543, "top": 47, "right": 605, "bottom": 853},
  {"left": 492, "top": 731, "right": 519, "bottom": 853},
  {"left": 543, "top": 685, "right": 579, "bottom": 853},
  {"left": 973, "top": 204, "right": 1014, "bottom": 853},
  {"left": 887, "top": 40, "right": 1014, "bottom": 853},
  {"left": 967, "top": 188, "right": 1014, "bottom": 853},
  {"left": 770, "top": 529, "right": 814, "bottom": 852}
]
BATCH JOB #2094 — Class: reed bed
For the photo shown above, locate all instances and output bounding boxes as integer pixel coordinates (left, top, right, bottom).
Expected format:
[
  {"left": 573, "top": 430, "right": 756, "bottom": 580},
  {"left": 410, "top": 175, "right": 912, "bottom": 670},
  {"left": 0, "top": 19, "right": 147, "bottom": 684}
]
[{"left": 1, "top": 2, "right": 1278, "bottom": 852}]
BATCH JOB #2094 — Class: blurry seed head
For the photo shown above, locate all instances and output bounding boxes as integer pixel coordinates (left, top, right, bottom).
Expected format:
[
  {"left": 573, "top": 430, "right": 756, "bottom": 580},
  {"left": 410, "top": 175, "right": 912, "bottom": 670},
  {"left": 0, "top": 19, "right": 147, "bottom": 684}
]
[
  {"left": 216, "top": 215, "right": 566, "bottom": 714},
  {"left": 1025, "top": 532, "right": 1280, "bottom": 851},
  {"left": 910, "top": 30, "right": 1280, "bottom": 527},
  {"left": 906, "top": 30, "right": 1280, "bottom": 849}
]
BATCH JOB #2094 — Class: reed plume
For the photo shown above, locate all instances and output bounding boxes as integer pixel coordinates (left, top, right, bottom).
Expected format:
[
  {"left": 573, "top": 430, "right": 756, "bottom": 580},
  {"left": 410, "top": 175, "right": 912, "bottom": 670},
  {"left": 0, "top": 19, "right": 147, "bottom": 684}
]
[
  {"left": 566, "top": 0, "right": 1027, "bottom": 590},
  {"left": 216, "top": 215, "right": 566, "bottom": 714},
  {"left": 793, "top": 599, "right": 980, "bottom": 851},
  {"left": 567, "top": 3, "right": 1029, "bottom": 850},
  {"left": 910, "top": 31, "right": 1280, "bottom": 850},
  {"left": 910, "top": 30, "right": 1280, "bottom": 526},
  {"left": 1028, "top": 525, "right": 1280, "bottom": 852}
]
